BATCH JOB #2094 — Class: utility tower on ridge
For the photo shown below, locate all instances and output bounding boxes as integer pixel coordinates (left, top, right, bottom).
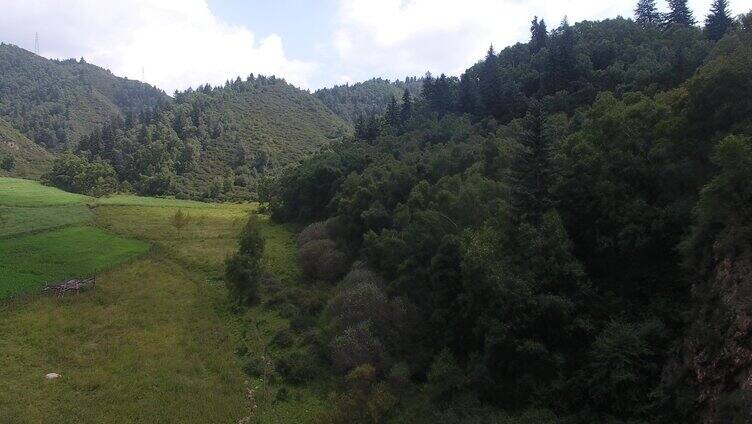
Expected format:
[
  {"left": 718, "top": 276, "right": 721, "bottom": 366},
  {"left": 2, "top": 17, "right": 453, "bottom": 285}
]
[{"left": 34, "top": 32, "right": 39, "bottom": 55}]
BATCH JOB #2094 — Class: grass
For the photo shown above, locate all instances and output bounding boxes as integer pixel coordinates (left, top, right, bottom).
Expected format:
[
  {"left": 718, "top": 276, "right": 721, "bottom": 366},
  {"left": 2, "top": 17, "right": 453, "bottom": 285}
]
[
  {"left": 0, "top": 178, "right": 328, "bottom": 422},
  {"left": 0, "top": 257, "right": 247, "bottom": 423},
  {"left": 0, "top": 226, "right": 149, "bottom": 298},
  {"left": 0, "top": 178, "right": 90, "bottom": 207},
  {"left": 0, "top": 204, "right": 91, "bottom": 238},
  {"left": 96, "top": 194, "right": 237, "bottom": 209}
]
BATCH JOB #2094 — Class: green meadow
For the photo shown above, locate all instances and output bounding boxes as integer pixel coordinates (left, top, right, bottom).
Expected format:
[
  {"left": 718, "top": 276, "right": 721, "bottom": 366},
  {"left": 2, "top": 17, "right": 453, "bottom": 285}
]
[
  {"left": 0, "top": 226, "right": 149, "bottom": 298},
  {"left": 0, "top": 177, "right": 90, "bottom": 207},
  {"left": 0, "top": 178, "right": 322, "bottom": 422}
]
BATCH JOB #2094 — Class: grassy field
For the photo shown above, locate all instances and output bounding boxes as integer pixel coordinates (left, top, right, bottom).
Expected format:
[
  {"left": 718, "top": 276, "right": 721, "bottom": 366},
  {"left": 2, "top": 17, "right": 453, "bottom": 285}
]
[
  {"left": 0, "top": 178, "right": 90, "bottom": 207},
  {"left": 0, "top": 178, "right": 325, "bottom": 423},
  {"left": 0, "top": 204, "right": 92, "bottom": 238},
  {"left": 0, "top": 226, "right": 149, "bottom": 298}
]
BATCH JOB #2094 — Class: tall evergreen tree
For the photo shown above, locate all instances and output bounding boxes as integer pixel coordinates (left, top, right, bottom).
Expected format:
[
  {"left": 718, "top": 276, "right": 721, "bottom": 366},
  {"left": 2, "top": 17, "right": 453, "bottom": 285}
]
[
  {"left": 509, "top": 101, "right": 557, "bottom": 221},
  {"left": 530, "top": 16, "right": 549, "bottom": 53},
  {"left": 400, "top": 90, "right": 413, "bottom": 124},
  {"left": 480, "top": 45, "right": 502, "bottom": 117},
  {"left": 544, "top": 18, "right": 579, "bottom": 94},
  {"left": 665, "top": 0, "right": 696, "bottom": 27},
  {"left": 635, "top": 0, "right": 662, "bottom": 26},
  {"left": 385, "top": 96, "right": 400, "bottom": 126},
  {"left": 704, "top": 0, "right": 733, "bottom": 40}
]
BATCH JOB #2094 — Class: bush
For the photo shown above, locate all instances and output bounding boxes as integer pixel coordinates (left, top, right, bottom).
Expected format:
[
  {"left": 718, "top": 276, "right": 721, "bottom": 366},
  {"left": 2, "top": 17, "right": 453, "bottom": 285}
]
[
  {"left": 340, "top": 264, "right": 386, "bottom": 288},
  {"left": 298, "top": 238, "right": 349, "bottom": 282},
  {"left": 225, "top": 216, "right": 265, "bottom": 304},
  {"left": 276, "top": 349, "right": 318, "bottom": 384},
  {"left": 326, "top": 282, "right": 389, "bottom": 332},
  {"left": 330, "top": 322, "right": 389, "bottom": 374},
  {"left": 42, "top": 153, "right": 119, "bottom": 196},
  {"left": 296, "top": 221, "right": 329, "bottom": 247}
]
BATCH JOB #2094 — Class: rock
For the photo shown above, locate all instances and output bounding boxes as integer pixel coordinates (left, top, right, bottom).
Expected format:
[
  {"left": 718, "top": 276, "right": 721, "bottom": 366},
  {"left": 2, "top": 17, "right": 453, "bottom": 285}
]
[{"left": 45, "top": 373, "right": 60, "bottom": 380}]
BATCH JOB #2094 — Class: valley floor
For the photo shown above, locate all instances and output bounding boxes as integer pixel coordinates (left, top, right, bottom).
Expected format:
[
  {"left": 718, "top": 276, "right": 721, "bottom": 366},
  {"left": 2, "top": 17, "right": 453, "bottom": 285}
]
[{"left": 0, "top": 178, "right": 323, "bottom": 423}]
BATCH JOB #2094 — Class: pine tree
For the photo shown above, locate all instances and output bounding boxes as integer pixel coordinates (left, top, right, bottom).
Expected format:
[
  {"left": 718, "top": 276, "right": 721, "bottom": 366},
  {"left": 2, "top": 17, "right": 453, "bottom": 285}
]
[
  {"left": 385, "top": 96, "right": 400, "bottom": 126},
  {"left": 634, "top": 0, "right": 662, "bottom": 26},
  {"left": 705, "top": 0, "right": 733, "bottom": 40},
  {"left": 480, "top": 45, "right": 502, "bottom": 117},
  {"left": 530, "top": 16, "right": 548, "bottom": 53},
  {"left": 509, "top": 101, "right": 556, "bottom": 221},
  {"left": 665, "top": 0, "right": 696, "bottom": 27},
  {"left": 400, "top": 91, "right": 413, "bottom": 124}
]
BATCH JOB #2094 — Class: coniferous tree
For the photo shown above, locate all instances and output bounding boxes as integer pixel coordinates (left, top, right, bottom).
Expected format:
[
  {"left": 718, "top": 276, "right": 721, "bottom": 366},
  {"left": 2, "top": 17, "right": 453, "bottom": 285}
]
[
  {"left": 458, "top": 71, "right": 481, "bottom": 115},
  {"left": 480, "top": 45, "right": 502, "bottom": 117},
  {"left": 385, "top": 96, "right": 400, "bottom": 126},
  {"left": 530, "top": 16, "right": 549, "bottom": 53},
  {"left": 509, "top": 101, "right": 556, "bottom": 221},
  {"left": 544, "top": 18, "right": 579, "bottom": 93},
  {"left": 665, "top": 0, "right": 696, "bottom": 27},
  {"left": 400, "top": 91, "right": 413, "bottom": 124},
  {"left": 704, "top": 0, "right": 733, "bottom": 40},
  {"left": 635, "top": 0, "right": 662, "bottom": 26}
]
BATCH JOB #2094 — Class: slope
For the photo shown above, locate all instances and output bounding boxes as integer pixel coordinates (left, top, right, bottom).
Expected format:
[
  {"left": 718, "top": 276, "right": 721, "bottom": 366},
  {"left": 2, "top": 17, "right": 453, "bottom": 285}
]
[
  {"left": 63, "top": 75, "right": 351, "bottom": 200},
  {"left": 0, "top": 117, "right": 53, "bottom": 178},
  {"left": 0, "top": 43, "right": 166, "bottom": 149}
]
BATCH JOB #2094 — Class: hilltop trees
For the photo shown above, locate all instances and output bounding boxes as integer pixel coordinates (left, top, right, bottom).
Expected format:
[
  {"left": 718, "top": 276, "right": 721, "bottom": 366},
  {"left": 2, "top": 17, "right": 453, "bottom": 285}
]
[
  {"left": 665, "top": 0, "right": 696, "bottom": 27},
  {"left": 530, "top": 16, "right": 548, "bottom": 53},
  {"left": 635, "top": 0, "right": 662, "bottom": 26},
  {"left": 705, "top": 0, "right": 734, "bottom": 40}
]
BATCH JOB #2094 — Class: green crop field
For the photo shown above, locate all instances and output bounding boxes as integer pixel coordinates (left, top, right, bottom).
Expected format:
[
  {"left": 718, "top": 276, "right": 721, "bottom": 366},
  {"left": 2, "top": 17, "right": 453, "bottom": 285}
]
[{"left": 0, "top": 226, "right": 149, "bottom": 298}]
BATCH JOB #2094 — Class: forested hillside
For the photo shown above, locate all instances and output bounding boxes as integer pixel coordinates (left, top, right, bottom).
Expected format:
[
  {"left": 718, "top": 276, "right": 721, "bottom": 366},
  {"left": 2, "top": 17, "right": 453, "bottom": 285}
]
[
  {"left": 44, "top": 76, "right": 350, "bottom": 200},
  {"left": 0, "top": 117, "right": 52, "bottom": 178},
  {"left": 259, "top": 6, "right": 752, "bottom": 423},
  {"left": 0, "top": 43, "right": 165, "bottom": 149},
  {"left": 315, "top": 77, "right": 423, "bottom": 123}
]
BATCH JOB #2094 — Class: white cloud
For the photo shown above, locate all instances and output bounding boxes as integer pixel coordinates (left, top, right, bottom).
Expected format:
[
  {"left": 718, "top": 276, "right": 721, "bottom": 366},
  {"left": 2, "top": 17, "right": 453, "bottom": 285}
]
[
  {"left": 330, "top": 0, "right": 752, "bottom": 82},
  {"left": 0, "top": 0, "right": 315, "bottom": 92}
]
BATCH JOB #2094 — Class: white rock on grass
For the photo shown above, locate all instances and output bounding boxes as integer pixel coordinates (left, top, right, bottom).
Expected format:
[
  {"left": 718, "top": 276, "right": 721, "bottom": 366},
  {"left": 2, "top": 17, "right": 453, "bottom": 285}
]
[{"left": 45, "top": 373, "right": 61, "bottom": 380}]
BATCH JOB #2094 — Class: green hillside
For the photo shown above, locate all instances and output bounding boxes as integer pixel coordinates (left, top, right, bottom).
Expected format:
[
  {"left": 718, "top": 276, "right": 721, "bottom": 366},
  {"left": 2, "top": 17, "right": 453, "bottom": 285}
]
[
  {"left": 49, "top": 76, "right": 351, "bottom": 200},
  {"left": 315, "top": 77, "right": 423, "bottom": 123},
  {"left": 0, "top": 118, "right": 53, "bottom": 178},
  {"left": 0, "top": 43, "right": 165, "bottom": 149}
]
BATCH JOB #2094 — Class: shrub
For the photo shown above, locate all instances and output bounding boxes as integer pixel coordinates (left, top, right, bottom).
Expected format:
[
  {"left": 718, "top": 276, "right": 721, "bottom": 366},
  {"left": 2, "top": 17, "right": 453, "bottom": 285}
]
[
  {"left": 298, "top": 238, "right": 349, "bottom": 282},
  {"left": 276, "top": 349, "right": 317, "bottom": 384},
  {"left": 326, "top": 282, "right": 389, "bottom": 332},
  {"left": 225, "top": 216, "right": 265, "bottom": 305},
  {"left": 330, "top": 322, "right": 388, "bottom": 374},
  {"left": 340, "top": 264, "right": 386, "bottom": 288},
  {"left": 427, "top": 349, "right": 467, "bottom": 404},
  {"left": 296, "top": 221, "right": 329, "bottom": 247}
]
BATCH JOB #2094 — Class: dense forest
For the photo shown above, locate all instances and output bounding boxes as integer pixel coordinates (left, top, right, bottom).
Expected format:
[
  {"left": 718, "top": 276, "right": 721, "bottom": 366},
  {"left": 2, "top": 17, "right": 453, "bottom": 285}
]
[
  {"left": 42, "top": 76, "right": 350, "bottom": 200},
  {"left": 250, "top": 2, "right": 752, "bottom": 423},
  {"left": 315, "top": 77, "right": 423, "bottom": 123},
  {"left": 0, "top": 43, "right": 165, "bottom": 149},
  {"left": 1, "top": 0, "right": 751, "bottom": 421}
]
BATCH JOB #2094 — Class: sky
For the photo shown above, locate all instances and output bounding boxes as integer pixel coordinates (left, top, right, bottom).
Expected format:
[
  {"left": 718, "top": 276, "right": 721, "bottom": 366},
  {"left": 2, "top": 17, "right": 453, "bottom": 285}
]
[{"left": 1, "top": 0, "right": 750, "bottom": 93}]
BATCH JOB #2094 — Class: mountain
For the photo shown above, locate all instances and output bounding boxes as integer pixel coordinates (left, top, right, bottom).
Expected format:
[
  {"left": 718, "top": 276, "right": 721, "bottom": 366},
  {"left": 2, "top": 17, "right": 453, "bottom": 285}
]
[
  {"left": 56, "top": 75, "right": 351, "bottom": 200},
  {"left": 315, "top": 77, "right": 423, "bottom": 123},
  {"left": 0, "top": 43, "right": 166, "bottom": 149},
  {"left": 0, "top": 117, "right": 52, "bottom": 178},
  {"left": 264, "top": 13, "right": 752, "bottom": 424}
]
